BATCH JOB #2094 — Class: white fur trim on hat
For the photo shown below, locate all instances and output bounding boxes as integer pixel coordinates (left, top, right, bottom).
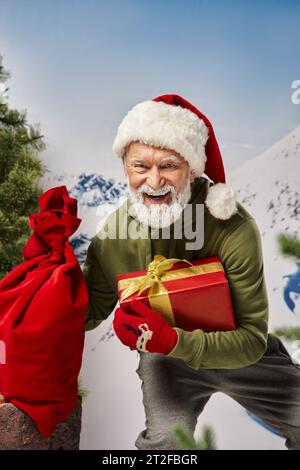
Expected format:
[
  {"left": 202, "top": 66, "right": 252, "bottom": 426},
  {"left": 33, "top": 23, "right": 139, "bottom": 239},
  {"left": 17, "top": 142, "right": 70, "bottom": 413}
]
[
  {"left": 205, "top": 183, "right": 237, "bottom": 220},
  {"left": 112, "top": 100, "right": 209, "bottom": 177}
]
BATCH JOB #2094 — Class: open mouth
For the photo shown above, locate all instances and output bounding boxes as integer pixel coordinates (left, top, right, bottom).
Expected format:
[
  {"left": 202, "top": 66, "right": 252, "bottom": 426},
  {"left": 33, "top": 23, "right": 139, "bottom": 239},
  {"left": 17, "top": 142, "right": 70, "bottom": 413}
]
[{"left": 143, "top": 191, "right": 171, "bottom": 205}]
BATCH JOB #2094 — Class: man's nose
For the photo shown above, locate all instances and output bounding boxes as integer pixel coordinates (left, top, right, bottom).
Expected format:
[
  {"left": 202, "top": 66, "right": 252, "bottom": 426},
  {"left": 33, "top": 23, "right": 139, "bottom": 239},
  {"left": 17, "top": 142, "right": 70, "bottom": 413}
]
[{"left": 146, "top": 166, "right": 166, "bottom": 189}]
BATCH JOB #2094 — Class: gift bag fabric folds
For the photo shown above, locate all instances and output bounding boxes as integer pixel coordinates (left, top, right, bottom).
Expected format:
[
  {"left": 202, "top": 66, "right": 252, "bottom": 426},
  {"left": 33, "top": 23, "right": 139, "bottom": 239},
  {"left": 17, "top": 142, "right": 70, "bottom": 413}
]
[{"left": 0, "top": 185, "right": 88, "bottom": 438}]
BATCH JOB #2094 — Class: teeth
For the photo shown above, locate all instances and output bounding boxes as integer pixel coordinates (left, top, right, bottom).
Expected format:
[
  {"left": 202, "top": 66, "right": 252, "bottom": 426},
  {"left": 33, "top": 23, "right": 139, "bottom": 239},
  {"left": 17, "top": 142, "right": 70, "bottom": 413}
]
[{"left": 145, "top": 191, "right": 169, "bottom": 197}]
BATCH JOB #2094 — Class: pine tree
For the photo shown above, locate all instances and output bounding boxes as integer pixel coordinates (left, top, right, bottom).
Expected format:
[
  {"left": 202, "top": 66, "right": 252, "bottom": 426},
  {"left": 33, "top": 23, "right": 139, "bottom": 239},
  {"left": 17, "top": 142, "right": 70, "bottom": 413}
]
[
  {"left": 171, "top": 423, "right": 217, "bottom": 450},
  {"left": 277, "top": 233, "right": 300, "bottom": 259},
  {"left": 273, "top": 326, "right": 300, "bottom": 341},
  {"left": 0, "top": 55, "right": 46, "bottom": 278},
  {"left": 77, "top": 376, "right": 90, "bottom": 401}
]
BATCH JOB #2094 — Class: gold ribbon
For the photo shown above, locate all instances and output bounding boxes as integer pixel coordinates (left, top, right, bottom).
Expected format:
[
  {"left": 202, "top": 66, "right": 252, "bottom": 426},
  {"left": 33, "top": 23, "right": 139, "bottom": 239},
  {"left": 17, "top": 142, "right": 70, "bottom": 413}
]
[{"left": 118, "top": 255, "right": 224, "bottom": 327}]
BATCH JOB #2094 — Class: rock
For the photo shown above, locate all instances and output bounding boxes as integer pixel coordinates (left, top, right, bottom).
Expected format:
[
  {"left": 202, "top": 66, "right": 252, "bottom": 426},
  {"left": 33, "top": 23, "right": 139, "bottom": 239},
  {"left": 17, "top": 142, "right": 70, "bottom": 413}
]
[{"left": 0, "top": 397, "right": 82, "bottom": 450}]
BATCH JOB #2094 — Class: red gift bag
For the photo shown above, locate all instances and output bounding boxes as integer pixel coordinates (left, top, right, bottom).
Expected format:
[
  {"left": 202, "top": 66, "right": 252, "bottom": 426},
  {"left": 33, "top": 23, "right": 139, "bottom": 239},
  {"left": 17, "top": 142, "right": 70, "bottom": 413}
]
[{"left": 0, "top": 185, "right": 88, "bottom": 438}]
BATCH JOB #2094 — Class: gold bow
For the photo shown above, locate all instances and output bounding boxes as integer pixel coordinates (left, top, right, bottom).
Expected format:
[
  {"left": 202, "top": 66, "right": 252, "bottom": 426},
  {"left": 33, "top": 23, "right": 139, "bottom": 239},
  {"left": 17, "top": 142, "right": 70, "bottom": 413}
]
[{"left": 119, "top": 255, "right": 194, "bottom": 326}]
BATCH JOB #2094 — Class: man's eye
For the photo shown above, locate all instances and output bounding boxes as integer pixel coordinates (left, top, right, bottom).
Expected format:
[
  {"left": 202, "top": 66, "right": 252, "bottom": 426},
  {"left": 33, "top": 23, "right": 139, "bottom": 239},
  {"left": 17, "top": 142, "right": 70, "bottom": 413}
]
[
  {"left": 161, "top": 163, "right": 177, "bottom": 169},
  {"left": 134, "top": 164, "right": 147, "bottom": 169}
]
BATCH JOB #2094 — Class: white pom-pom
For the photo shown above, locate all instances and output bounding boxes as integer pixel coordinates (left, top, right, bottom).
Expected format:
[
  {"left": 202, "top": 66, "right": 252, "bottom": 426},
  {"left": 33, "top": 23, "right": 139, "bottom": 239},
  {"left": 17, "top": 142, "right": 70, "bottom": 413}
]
[{"left": 205, "top": 183, "right": 237, "bottom": 220}]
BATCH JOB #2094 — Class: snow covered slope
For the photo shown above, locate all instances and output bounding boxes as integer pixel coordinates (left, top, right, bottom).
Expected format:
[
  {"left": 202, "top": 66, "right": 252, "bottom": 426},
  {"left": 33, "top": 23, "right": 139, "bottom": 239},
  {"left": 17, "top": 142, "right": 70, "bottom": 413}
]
[{"left": 229, "top": 125, "right": 300, "bottom": 328}]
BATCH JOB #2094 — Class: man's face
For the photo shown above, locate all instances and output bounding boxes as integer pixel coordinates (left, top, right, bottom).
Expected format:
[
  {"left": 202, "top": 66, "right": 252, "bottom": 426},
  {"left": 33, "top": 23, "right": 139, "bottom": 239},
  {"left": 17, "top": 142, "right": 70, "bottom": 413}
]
[
  {"left": 123, "top": 142, "right": 195, "bottom": 228},
  {"left": 124, "top": 142, "right": 194, "bottom": 205}
]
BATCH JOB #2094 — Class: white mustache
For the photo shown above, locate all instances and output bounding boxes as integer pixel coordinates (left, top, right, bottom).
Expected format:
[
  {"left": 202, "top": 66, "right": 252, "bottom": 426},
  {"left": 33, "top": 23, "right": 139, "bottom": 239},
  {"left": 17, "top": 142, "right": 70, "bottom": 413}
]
[
  {"left": 127, "top": 175, "right": 192, "bottom": 229},
  {"left": 137, "top": 184, "right": 176, "bottom": 197}
]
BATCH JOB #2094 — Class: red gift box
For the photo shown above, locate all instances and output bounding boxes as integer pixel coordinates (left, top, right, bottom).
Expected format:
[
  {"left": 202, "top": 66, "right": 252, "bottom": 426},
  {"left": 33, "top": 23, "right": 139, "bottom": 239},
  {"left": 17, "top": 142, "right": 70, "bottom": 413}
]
[{"left": 117, "top": 255, "right": 236, "bottom": 332}]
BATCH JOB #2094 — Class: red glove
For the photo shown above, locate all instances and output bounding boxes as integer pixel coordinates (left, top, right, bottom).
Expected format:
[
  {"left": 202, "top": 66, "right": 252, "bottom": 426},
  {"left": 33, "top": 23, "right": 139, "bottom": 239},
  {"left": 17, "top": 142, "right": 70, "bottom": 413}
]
[{"left": 113, "top": 299, "right": 178, "bottom": 355}]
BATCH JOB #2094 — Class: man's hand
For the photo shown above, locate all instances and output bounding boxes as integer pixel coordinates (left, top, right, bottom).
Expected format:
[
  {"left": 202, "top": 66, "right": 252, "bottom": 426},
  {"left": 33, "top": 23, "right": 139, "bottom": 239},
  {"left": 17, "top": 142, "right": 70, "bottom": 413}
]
[{"left": 113, "top": 299, "right": 178, "bottom": 354}]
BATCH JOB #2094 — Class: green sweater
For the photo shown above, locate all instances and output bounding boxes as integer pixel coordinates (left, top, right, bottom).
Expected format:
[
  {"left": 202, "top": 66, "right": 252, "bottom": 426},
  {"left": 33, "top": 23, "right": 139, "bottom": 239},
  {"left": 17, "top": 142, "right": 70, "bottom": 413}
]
[{"left": 83, "top": 177, "right": 269, "bottom": 369}]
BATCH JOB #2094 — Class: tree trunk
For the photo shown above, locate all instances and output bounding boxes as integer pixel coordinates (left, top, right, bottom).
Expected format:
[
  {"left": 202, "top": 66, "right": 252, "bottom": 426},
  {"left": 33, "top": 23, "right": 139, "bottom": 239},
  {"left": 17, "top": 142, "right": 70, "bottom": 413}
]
[{"left": 0, "top": 396, "right": 82, "bottom": 450}]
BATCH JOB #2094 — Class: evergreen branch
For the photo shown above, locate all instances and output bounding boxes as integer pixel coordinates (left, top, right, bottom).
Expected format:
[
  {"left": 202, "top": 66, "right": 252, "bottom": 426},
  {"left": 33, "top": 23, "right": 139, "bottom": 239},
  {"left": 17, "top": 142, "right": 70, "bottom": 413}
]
[
  {"left": 171, "top": 423, "right": 217, "bottom": 450},
  {"left": 277, "top": 233, "right": 300, "bottom": 259},
  {"left": 0, "top": 55, "right": 46, "bottom": 275},
  {"left": 198, "top": 425, "right": 217, "bottom": 450},
  {"left": 78, "top": 377, "right": 90, "bottom": 401},
  {"left": 172, "top": 423, "right": 198, "bottom": 450},
  {"left": 273, "top": 327, "right": 300, "bottom": 341}
]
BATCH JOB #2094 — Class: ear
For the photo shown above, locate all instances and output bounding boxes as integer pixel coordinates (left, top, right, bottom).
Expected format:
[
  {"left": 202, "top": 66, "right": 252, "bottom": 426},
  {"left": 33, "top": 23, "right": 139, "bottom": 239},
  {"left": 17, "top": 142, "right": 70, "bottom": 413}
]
[{"left": 189, "top": 169, "right": 196, "bottom": 183}]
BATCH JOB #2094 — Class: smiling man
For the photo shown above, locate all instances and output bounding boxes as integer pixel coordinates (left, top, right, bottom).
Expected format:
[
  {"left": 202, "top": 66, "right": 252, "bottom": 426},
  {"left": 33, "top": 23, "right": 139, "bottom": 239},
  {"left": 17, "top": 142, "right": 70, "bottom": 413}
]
[
  {"left": 83, "top": 94, "right": 300, "bottom": 450},
  {"left": 124, "top": 141, "right": 194, "bottom": 229}
]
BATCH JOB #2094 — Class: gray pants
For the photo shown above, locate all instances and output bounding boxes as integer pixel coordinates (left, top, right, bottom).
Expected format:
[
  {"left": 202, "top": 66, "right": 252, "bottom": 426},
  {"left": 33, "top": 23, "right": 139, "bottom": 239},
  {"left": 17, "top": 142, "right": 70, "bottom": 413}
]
[{"left": 135, "top": 334, "right": 300, "bottom": 450}]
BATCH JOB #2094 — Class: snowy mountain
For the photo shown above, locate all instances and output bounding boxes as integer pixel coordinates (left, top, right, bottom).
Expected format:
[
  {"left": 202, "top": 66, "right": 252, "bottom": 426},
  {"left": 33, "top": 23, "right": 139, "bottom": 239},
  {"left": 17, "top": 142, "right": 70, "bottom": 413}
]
[
  {"left": 69, "top": 233, "right": 91, "bottom": 265},
  {"left": 69, "top": 173, "right": 127, "bottom": 207},
  {"left": 39, "top": 170, "right": 128, "bottom": 264},
  {"left": 229, "top": 124, "right": 300, "bottom": 328}
]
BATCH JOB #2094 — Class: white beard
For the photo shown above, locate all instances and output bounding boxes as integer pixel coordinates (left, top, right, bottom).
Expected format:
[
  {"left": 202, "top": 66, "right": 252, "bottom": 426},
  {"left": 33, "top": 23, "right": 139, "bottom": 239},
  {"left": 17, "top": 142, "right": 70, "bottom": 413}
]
[{"left": 128, "top": 177, "right": 192, "bottom": 229}]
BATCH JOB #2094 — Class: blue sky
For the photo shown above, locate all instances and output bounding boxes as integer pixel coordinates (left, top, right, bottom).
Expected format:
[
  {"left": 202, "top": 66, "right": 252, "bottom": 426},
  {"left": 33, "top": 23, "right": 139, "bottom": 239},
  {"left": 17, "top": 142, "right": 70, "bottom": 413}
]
[{"left": 0, "top": 0, "right": 300, "bottom": 179}]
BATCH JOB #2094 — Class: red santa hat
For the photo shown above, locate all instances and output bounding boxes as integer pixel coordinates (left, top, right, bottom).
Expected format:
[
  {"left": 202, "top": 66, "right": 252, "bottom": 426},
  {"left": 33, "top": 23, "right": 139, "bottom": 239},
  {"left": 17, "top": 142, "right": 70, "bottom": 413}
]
[{"left": 112, "top": 94, "right": 237, "bottom": 220}]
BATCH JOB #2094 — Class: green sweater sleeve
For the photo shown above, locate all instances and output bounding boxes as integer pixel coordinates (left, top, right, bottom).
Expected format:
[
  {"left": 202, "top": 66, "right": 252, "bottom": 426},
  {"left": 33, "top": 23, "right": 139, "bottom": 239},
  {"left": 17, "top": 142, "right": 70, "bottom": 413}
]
[
  {"left": 83, "top": 236, "right": 118, "bottom": 331},
  {"left": 167, "top": 218, "right": 269, "bottom": 369}
]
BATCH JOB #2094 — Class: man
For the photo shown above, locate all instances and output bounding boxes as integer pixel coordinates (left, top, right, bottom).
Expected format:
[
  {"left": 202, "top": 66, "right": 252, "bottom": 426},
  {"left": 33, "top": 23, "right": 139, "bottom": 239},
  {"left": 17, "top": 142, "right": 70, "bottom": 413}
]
[{"left": 83, "top": 94, "right": 300, "bottom": 450}]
